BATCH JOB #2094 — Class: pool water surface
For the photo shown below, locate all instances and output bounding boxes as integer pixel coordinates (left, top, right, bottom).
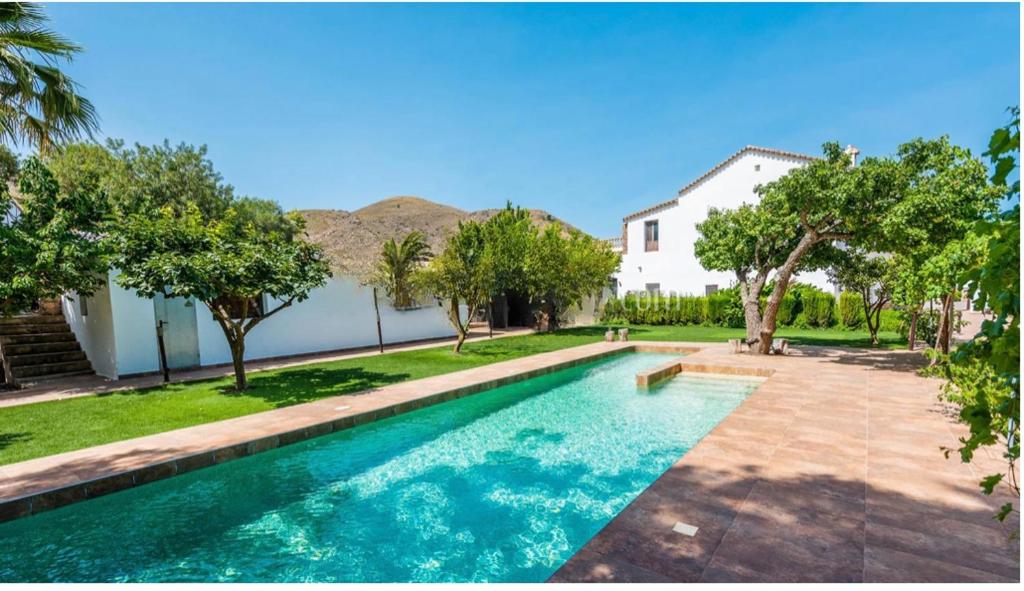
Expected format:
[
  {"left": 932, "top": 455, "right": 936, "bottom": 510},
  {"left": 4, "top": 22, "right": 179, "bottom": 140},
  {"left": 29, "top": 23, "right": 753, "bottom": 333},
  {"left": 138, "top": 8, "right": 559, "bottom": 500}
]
[{"left": 0, "top": 352, "right": 760, "bottom": 582}]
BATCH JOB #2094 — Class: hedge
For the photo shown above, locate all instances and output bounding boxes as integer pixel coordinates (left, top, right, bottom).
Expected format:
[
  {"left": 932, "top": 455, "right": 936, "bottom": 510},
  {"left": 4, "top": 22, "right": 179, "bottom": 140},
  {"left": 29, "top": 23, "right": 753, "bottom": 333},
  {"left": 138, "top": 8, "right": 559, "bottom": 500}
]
[
  {"left": 602, "top": 283, "right": 839, "bottom": 329},
  {"left": 838, "top": 292, "right": 865, "bottom": 328}
]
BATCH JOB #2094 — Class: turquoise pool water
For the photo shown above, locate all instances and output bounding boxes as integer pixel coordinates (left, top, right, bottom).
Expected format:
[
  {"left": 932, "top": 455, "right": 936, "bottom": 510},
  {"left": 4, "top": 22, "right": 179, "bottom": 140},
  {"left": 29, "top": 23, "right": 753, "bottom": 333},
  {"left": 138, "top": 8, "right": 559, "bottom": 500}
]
[{"left": 0, "top": 352, "right": 760, "bottom": 583}]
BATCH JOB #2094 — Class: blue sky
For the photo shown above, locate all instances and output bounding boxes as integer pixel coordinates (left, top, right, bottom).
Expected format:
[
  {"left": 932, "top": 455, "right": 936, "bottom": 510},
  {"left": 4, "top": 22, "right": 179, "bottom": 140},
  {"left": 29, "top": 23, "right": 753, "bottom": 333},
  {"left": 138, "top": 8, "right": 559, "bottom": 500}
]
[{"left": 49, "top": 2, "right": 1019, "bottom": 236}]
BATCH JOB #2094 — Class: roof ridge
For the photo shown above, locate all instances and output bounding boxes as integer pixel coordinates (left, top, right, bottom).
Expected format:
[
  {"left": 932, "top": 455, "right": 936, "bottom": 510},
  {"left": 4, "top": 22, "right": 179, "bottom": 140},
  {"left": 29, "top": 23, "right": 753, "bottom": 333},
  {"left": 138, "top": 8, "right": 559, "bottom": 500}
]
[{"left": 621, "top": 145, "right": 816, "bottom": 222}]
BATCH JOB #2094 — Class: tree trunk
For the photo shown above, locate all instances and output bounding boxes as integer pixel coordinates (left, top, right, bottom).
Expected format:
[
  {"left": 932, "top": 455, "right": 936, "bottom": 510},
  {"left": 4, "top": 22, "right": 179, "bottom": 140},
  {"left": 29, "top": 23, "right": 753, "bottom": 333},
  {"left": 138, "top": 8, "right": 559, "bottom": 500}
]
[
  {"left": 936, "top": 293, "right": 954, "bottom": 355},
  {"left": 448, "top": 296, "right": 466, "bottom": 353},
  {"left": 861, "top": 291, "right": 879, "bottom": 346},
  {"left": 737, "top": 273, "right": 766, "bottom": 345},
  {"left": 929, "top": 293, "right": 954, "bottom": 366},
  {"left": 229, "top": 337, "right": 247, "bottom": 391},
  {"left": 907, "top": 309, "right": 919, "bottom": 351},
  {"left": 758, "top": 234, "right": 817, "bottom": 354}
]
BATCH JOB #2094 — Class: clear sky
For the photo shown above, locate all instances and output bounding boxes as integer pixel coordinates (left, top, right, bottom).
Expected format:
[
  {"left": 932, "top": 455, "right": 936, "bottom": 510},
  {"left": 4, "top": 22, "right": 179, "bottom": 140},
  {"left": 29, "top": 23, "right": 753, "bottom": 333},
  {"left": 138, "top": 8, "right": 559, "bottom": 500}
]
[{"left": 48, "top": 2, "right": 1019, "bottom": 236}]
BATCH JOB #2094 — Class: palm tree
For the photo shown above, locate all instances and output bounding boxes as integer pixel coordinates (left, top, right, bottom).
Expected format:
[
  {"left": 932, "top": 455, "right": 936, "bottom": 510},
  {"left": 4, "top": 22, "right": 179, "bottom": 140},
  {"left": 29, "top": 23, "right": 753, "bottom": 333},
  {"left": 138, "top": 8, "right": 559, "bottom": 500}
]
[
  {"left": 373, "top": 231, "right": 432, "bottom": 309},
  {"left": 0, "top": 3, "right": 98, "bottom": 155}
]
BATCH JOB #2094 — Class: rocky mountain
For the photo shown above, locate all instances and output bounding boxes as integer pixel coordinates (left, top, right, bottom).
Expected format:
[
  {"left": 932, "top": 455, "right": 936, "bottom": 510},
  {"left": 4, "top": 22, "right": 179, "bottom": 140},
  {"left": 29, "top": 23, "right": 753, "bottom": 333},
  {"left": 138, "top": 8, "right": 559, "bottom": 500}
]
[{"left": 296, "top": 196, "right": 574, "bottom": 277}]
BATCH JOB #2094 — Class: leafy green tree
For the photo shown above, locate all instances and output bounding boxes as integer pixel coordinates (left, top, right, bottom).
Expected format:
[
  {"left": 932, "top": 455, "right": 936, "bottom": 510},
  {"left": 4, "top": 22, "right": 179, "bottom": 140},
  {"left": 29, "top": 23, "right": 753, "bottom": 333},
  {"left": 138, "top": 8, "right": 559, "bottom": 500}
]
[
  {"left": 0, "top": 144, "right": 19, "bottom": 182},
  {"left": 44, "top": 141, "right": 120, "bottom": 199},
  {"left": 482, "top": 202, "right": 535, "bottom": 325},
  {"left": 889, "top": 254, "right": 929, "bottom": 350},
  {"left": 104, "top": 140, "right": 235, "bottom": 218},
  {"left": 419, "top": 221, "right": 490, "bottom": 353},
  {"left": 110, "top": 204, "right": 331, "bottom": 390},
  {"left": 754, "top": 143, "right": 904, "bottom": 353},
  {"left": 694, "top": 203, "right": 826, "bottom": 344},
  {"left": 827, "top": 248, "right": 893, "bottom": 345},
  {"left": 525, "top": 224, "right": 619, "bottom": 332},
  {"left": 0, "top": 157, "right": 107, "bottom": 315},
  {"left": 0, "top": 3, "right": 99, "bottom": 154},
  {"left": 942, "top": 107, "right": 1020, "bottom": 521},
  {"left": 372, "top": 230, "right": 431, "bottom": 309},
  {"left": 883, "top": 136, "right": 1001, "bottom": 355}
]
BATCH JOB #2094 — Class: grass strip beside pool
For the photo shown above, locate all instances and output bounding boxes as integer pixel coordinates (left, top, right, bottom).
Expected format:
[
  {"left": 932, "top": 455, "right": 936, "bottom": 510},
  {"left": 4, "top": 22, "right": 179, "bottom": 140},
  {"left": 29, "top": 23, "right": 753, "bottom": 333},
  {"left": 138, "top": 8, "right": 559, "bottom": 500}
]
[{"left": 0, "top": 325, "right": 903, "bottom": 465}]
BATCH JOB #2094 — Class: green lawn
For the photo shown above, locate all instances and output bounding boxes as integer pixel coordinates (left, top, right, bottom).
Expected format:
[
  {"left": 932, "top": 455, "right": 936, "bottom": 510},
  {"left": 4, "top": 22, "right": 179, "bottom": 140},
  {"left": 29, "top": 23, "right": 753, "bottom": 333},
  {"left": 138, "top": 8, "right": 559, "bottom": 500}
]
[{"left": 0, "top": 325, "right": 903, "bottom": 465}]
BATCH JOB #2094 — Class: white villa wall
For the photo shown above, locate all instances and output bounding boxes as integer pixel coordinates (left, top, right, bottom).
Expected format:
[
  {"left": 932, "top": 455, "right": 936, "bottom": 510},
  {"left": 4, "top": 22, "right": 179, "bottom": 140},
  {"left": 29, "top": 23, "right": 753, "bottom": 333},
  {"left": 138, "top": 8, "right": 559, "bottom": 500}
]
[
  {"left": 194, "top": 277, "right": 457, "bottom": 367},
  {"left": 108, "top": 269, "right": 163, "bottom": 377},
  {"left": 616, "top": 150, "right": 836, "bottom": 296},
  {"left": 62, "top": 279, "right": 118, "bottom": 378}
]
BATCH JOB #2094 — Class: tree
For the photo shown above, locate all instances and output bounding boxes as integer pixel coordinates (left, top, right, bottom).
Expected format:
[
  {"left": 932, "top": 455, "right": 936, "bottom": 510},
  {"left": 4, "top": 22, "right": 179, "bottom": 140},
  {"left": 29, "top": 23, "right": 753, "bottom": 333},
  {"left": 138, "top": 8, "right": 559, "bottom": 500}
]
[
  {"left": 418, "top": 221, "right": 490, "bottom": 353},
  {"left": 941, "top": 108, "right": 1020, "bottom": 521},
  {"left": 827, "top": 248, "right": 893, "bottom": 345},
  {"left": 0, "top": 157, "right": 107, "bottom": 315},
  {"left": 754, "top": 143, "right": 904, "bottom": 353},
  {"left": 481, "top": 202, "right": 535, "bottom": 327},
  {"left": 525, "top": 223, "right": 620, "bottom": 332},
  {"left": 695, "top": 203, "right": 824, "bottom": 344},
  {"left": 372, "top": 230, "right": 431, "bottom": 309},
  {"left": 0, "top": 3, "right": 99, "bottom": 155},
  {"left": 889, "top": 254, "right": 929, "bottom": 350},
  {"left": 882, "top": 136, "right": 1002, "bottom": 356},
  {"left": 110, "top": 203, "right": 331, "bottom": 390}
]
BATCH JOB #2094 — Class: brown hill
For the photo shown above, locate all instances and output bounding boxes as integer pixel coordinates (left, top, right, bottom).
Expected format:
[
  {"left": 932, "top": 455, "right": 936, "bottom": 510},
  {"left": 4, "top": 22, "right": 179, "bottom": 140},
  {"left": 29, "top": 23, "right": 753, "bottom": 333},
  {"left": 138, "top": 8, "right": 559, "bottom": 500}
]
[{"left": 296, "top": 196, "right": 575, "bottom": 277}]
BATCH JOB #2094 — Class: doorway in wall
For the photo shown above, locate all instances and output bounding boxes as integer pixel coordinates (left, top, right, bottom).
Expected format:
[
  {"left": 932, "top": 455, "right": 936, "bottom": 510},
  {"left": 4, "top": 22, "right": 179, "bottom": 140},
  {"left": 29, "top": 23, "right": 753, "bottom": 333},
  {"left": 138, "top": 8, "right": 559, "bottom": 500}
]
[{"left": 153, "top": 294, "right": 200, "bottom": 369}]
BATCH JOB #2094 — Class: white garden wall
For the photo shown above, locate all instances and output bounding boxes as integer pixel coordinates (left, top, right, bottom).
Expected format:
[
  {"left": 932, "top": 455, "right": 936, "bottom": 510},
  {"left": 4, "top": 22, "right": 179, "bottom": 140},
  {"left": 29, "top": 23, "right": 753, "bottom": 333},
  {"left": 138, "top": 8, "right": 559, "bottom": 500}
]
[
  {"left": 62, "top": 279, "right": 118, "bottom": 379},
  {"left": 194, "top": 277, "right": 457, "bottom": 367}
]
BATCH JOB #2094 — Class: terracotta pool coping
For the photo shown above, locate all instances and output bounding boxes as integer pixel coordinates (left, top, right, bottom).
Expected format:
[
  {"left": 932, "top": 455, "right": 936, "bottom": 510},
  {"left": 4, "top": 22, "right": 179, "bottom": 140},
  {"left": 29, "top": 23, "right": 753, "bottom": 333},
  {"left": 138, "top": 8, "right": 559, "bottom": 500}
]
[{"left": 0, "top": 340, "right": 697, "bottom": 523}]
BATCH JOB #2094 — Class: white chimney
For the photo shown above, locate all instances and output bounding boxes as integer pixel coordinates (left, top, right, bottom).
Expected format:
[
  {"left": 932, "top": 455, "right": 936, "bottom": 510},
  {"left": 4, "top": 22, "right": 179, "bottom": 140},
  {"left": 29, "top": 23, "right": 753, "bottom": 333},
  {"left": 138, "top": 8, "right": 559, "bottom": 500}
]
[{"left": 845, "top": 144, "right": 860, "bottom": 167}]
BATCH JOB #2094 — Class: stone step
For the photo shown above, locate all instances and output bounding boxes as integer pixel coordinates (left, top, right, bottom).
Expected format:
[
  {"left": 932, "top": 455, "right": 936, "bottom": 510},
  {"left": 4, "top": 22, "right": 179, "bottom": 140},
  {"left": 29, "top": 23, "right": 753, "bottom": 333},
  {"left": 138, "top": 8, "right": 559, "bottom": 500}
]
[
  {"left": 16, "top": 368, "right": 96, "bottom": 384},
  {"left": 0, "top": 315, "right": 67, "bottom": 326},
  {"left": 0, "top": 323, "right": 72, "bottom": 336},
  {"left": 12, "top": 360, "right": 93, "bottom": 379},
  {"left": 0, "top": 332, "right": 78, "bottom": 345},
  {"left": 1, "top": 340, "right": 82, "bottom": 356},
  {"left": 7, "top": 350, "right": 87, "bottom": 366}
]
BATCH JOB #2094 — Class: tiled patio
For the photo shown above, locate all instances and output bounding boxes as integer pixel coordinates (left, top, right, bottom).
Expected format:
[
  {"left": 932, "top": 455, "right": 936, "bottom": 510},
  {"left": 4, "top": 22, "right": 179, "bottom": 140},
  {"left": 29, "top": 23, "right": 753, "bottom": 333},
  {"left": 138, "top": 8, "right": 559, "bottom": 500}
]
[
  {"left": 551, "top": 344, "right": 1020, "bottom": 583},
  {"left": 0, "top": 340, "right": 1018, "bottom": 582}
]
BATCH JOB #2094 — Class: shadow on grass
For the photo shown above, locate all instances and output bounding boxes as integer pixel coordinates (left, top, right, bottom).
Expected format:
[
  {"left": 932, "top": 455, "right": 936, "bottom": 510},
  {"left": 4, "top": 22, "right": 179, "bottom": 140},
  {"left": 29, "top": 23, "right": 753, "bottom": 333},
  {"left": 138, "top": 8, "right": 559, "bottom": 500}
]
[
  {"left": 224, "top": 366, "right": 414, "bottom": 407},
  {"left": 0, "top": 431, "right": 30, "bottom": 452}
]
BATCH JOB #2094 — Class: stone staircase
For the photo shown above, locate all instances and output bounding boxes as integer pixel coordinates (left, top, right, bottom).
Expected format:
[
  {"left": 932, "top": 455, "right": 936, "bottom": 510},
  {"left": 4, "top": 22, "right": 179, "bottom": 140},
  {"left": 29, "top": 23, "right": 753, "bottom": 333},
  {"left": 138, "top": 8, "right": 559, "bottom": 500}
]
[{"left": 0, "top": 313, "right": 93, "bottom": 386}]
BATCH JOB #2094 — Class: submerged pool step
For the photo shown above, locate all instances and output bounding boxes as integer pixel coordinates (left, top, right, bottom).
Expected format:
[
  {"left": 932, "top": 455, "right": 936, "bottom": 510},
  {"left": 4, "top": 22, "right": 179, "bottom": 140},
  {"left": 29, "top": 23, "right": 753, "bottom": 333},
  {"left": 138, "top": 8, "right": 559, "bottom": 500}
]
[{"left": 636, "top": 360, "right": 773, "bottom": 388}]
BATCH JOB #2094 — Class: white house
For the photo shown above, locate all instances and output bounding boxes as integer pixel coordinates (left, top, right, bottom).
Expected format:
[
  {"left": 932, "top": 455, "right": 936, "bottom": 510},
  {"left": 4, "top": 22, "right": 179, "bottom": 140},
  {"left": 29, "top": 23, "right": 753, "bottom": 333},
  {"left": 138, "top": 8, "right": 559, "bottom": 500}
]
[
  {"left": 613, "top": 145, "right": 840, "bottom": 296},
  {"left": 60, "top": 271, "right": 457, "bottom": 380}
]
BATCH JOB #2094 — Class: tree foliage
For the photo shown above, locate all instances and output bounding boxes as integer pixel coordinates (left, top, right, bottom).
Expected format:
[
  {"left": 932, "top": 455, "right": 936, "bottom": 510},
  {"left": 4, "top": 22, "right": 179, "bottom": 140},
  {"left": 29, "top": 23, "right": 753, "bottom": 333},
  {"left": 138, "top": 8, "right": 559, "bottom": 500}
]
[
  {"left": 0, "top": 3, "right": 99, "bottom": 154},
  {"left": 525, "top": 224, "right": 619, "bottom": 331},
  {"left": 372, "top": 230, "right": 431, "bottom": 309},
  {"left": 110, "top": 203, "right": 331, "bottom": 391},
  {"left": 942, "top": 107, "right": 1020, "bottom": 521},
  {"left": 751, "top": 143, "right": 903, "bottom": 353},
  {"left": 0, "top": 157, "right": 107, "bottom": 315},
  {"left": 418, "top": 220, "right": 490, "bottom": 353},
  {"left": 827, "top": 249, "right": 893, "bottom": 344}
]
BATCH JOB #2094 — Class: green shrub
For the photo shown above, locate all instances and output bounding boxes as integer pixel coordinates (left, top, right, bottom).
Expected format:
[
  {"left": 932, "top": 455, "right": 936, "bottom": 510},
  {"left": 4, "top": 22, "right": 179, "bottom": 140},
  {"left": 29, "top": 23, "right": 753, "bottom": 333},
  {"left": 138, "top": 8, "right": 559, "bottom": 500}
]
[
  {"left": 879, "top": 309, "right": 901, "bottom": 333},
  {"left": 838, "top": 291, "right": 865, "bottom": 328},
  {"left": 800, "top": 290, "right": 835, "bottom": 328},
  {"left": 776, "top": 294, "right": 797, "bottom": 326}
]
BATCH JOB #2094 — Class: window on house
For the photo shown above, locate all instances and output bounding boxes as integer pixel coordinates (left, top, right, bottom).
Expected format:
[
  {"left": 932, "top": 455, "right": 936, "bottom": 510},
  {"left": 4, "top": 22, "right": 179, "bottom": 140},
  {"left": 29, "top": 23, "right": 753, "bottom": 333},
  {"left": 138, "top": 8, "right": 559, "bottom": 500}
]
[
  {"left": 754, "top": 164, "right": 761, "bottom": 172},
  {"left": 645, "top": 283, "right": 660, "bottom": 296},
  {"left": 644, "top": 220, "right": 659, "bottom": 252},
  {"left": 705, "top": 284, "right": 719, "bottom": 296}
]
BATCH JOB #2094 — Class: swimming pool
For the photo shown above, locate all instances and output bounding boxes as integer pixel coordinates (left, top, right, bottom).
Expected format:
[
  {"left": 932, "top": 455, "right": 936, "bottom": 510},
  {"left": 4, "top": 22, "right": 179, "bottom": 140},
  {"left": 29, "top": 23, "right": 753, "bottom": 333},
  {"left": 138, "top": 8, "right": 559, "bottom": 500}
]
[{"left": 0, "top": 352, "right": 760, "bottom": 582}]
